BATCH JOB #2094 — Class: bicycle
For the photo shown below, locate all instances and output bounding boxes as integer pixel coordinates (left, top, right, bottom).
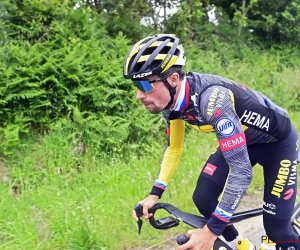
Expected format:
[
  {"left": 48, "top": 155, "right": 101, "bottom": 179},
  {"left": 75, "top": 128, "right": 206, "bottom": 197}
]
[{"left": 134, "top": 152, "right": 300, "bottom": 249}]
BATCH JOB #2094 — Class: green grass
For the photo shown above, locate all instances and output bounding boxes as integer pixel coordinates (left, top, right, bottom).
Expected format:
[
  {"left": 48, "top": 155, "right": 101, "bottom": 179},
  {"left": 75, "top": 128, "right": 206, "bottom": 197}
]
[{"left": 0, "top": 112, "right": 298, "bottom": 249}]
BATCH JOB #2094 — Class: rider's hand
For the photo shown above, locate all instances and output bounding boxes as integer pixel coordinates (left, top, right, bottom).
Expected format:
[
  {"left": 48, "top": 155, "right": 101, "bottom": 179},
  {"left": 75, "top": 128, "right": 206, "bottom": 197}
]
[
  {"left": 176, "top": 225, "right": 217, "bottom": 250},
  {"left": 133, "top": 195, "right": 159, "bottom": 221}
]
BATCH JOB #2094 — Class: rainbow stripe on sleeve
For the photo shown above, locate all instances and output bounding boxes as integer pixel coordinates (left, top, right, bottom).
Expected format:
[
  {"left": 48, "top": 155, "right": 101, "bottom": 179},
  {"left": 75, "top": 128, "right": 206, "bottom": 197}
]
[
  {"left": 213, "top": 207, "right": 232, "bottom": 223},
  {"left": 153, "top": 180, "right": 167, "bottom": 190}
]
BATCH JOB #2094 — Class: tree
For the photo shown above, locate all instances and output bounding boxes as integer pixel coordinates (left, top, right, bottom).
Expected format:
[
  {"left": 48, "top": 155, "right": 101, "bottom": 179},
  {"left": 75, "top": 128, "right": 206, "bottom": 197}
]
[
  {"left": 213, "top": 0, "right": 300, "bottom": 45},
  {"left": 163, "top": 0, "right": 208, "bottom": 42},
  {"left": 0, "top": 0, "right": 76, "bottom": 43}
]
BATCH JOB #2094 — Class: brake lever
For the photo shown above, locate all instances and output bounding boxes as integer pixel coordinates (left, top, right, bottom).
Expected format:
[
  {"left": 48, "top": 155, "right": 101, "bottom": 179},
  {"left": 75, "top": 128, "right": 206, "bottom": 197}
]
[{"left": 134, "top": 203, "right": 143, "bottom": 235}]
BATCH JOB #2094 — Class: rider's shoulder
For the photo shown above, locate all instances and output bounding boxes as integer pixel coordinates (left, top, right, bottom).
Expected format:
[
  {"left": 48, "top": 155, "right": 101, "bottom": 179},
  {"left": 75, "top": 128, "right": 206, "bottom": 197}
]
[
  {"left": 186, "top": 71, "right": 216, "bottom": 80},
  {"left": 187, "top": 72, "right": 237, "bottom": 87}
]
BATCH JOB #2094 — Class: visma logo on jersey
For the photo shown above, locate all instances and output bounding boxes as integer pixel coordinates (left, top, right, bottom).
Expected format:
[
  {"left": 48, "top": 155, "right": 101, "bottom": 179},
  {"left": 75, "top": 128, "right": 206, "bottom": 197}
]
[{"left": 216, "top": 118, "right": 235, "bottom": 136}]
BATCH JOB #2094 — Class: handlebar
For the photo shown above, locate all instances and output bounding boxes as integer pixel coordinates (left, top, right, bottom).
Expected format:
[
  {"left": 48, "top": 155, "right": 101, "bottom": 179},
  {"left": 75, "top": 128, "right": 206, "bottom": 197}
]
[
  {"left": 177, "top": 234, "right": 190, "bottom": 245},
  {"left": 134, "top": 202, "right": 263, "bottom": 248},
  {"left": 134, "top": 203, "right": 192, "bottom": 248},
  {"left": 134, "top": 202, "right": 210, "bottom": 231},
  {"left": 134, "top": 202, "right": 263, "bottom": 233}
]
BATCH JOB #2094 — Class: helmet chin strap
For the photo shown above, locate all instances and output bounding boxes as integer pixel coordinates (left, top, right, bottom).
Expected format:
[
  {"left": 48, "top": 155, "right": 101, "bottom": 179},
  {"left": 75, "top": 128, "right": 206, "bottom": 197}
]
[{"left": 162, "top": 79, "right": 176, "bottom": 110}]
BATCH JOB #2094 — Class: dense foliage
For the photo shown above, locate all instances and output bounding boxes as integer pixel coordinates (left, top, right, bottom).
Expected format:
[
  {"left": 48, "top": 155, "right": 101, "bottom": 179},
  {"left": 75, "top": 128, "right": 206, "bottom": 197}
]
[{"left": 0, "top": 0, "right": 299, "bottom": 156}]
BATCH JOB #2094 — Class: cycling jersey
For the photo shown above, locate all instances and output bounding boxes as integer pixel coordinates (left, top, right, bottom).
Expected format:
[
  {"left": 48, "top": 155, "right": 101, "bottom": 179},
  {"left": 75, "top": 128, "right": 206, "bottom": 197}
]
[{"left": 149, "top": 72, "right": 292, "bottom": 235}]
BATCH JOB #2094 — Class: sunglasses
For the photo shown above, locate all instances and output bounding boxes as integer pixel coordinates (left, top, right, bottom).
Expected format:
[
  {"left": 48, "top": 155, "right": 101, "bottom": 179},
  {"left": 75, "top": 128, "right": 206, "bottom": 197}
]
[
  {"left": 132, "top": 76, "right": 162, "bottom": 93},
  {"left": 132, "top": 69, "right": 180, "bottom": 93}
]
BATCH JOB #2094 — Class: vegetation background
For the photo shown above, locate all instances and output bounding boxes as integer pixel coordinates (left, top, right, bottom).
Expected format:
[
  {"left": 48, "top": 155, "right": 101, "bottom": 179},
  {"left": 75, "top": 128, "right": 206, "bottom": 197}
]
[{"left": 0, "top": 0, "right": 299, "bottom": 249}]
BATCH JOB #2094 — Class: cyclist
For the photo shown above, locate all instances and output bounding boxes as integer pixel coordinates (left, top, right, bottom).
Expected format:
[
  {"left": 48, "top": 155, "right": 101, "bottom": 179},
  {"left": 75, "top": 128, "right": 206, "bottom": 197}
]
[{"left": 123, "top": 34, "right": 299, "bottom": 250}]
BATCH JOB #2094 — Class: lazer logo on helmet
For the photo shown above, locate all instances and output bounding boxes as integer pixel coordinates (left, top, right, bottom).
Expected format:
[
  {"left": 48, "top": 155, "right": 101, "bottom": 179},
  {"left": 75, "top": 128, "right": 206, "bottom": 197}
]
[
  {"left": 132, "top": 71, "right": 153, "bottom": 78},
  {"left": 216, "top": 118, "right": 235, "bottom": 136}
]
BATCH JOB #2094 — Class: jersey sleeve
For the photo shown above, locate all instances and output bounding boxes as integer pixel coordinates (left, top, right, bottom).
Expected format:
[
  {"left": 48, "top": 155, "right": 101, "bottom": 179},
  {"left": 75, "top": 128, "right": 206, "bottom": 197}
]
[
  {"left": 200, "top": 86, "right": 253, "bottom": 236},
  {"left": 150, "top": 112, "right": 185, "bottom": 198}
]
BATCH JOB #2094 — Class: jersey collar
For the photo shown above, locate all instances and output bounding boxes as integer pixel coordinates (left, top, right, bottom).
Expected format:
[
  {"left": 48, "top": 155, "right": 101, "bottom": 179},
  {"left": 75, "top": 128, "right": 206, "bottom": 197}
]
[{"left": 171, "top": 77, "right": 190, "bottom": 112}]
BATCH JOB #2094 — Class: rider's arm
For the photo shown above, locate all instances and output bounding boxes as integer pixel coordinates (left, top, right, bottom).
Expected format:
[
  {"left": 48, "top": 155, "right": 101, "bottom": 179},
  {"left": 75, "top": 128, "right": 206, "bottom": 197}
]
[
  {"left": 150, "top": 113, "right": 185, "bottom": 198},
  {"left": 200, "top": 86, "right": 253, "bottom": 236}
]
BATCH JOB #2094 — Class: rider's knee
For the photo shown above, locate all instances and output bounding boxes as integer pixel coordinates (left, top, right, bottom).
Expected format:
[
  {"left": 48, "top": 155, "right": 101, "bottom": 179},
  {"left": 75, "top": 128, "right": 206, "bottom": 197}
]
[{"left": 192, "top": 189, "right": 215, "bottom": 217}]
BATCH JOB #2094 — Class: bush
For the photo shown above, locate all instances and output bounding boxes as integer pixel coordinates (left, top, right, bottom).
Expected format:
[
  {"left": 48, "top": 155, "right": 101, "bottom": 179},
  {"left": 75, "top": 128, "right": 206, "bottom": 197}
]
[{"left": 0, "top": 2, "right": 165, "bottom": 156}]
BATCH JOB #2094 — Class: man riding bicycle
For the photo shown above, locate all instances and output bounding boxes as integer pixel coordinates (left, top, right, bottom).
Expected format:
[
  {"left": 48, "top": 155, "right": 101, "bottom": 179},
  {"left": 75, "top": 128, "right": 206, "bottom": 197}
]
[{"left": 123, "top": 34, "right": 299, "bottom": 250}]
